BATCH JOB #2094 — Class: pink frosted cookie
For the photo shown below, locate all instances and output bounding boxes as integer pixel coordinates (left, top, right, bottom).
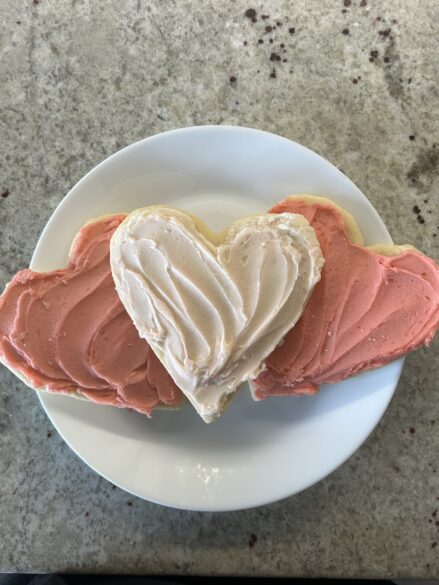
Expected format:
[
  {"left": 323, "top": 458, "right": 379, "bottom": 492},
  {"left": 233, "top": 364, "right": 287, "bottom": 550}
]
[
  {"left": 0, "top": 215, "right": 183, "bottom": 415},
  {"left": 252, "top": 195, "right": 439, "bottom": 399}
]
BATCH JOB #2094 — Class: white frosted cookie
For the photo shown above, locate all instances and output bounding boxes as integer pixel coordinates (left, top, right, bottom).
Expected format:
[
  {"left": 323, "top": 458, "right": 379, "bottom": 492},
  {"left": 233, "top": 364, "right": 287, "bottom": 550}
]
[{"left": 110, "top": 206, "right": 324, "bottom": 422}]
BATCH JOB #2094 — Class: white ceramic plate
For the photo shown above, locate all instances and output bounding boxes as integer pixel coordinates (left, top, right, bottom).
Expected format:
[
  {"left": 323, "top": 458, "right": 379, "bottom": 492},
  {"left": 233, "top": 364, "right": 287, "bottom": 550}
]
[{"left": 31, "top": 126, "right": 403, "bottom": 511}]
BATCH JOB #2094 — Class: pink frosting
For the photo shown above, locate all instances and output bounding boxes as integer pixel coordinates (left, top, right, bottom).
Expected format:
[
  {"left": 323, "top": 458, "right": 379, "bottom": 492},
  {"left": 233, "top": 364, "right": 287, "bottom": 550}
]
[
  {"left": 254, "top": 199, "right": 439, "bottom": 399},
  {"left": 0, "top": 215, "right": 182, "bottom": 414}
]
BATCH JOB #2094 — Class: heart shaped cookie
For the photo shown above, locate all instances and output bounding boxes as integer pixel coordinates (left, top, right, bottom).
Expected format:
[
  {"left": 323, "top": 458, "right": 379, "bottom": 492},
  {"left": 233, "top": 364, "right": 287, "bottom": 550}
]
[
  {"left": 110, "top": 206, "right": 324, "bottom": 422},
  {"left": 252, "top": 196, "right": 439, "bottom": 398},
  {"left": 0, "top": 215, "right": 183, "bottom": 414}
]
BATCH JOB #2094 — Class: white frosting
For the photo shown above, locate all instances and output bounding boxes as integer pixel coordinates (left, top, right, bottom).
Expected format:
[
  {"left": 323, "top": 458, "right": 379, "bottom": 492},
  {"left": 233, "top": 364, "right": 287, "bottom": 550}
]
[{"left": 110, "top": 207, "right": 324, "bottom": 422}]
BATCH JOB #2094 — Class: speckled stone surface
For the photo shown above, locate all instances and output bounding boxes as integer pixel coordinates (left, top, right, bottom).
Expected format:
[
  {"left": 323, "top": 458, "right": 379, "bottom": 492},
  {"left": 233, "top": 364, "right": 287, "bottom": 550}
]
[{"left": 1, "top": 0, "right": 438, "bottom": 577}]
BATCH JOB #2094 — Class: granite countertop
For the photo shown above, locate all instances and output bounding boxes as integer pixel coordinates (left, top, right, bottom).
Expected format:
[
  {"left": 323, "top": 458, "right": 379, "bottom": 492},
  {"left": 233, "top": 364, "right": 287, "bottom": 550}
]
[{"left": 1, "top": 0, "right": 438, "bottom": 578}]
